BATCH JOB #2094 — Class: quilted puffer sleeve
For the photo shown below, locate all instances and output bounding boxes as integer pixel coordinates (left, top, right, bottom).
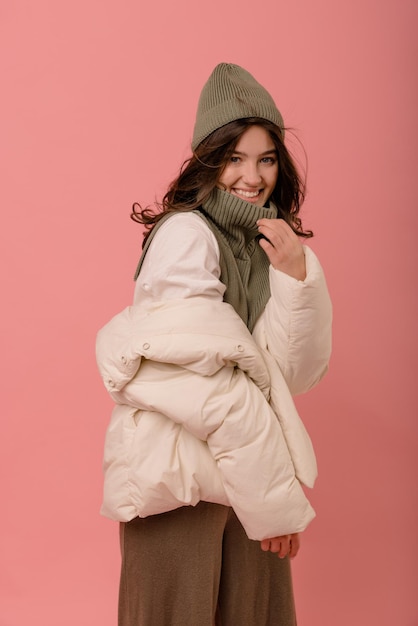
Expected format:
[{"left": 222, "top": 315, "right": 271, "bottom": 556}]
[
  {"left": 205, "top": 370, "right": 316, "bottom": 539},
  {"left": 118, "top": 358, "right": 314, "bottom": 540},
  {"left": 96, "top": 299, "right": 316, "bottom": 540},
  {"left": 258, "top": 245, "right": 333, "bottom": 396}
]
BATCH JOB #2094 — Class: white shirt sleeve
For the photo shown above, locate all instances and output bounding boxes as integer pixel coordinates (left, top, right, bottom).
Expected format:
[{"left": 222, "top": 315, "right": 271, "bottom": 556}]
[{"left": 133, "top": 212, "right": 225, "bottom": 306}]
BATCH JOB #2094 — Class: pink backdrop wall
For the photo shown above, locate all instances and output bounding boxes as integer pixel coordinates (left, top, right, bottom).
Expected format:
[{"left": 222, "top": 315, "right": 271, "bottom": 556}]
[{"left": 1, "top": 1, "right": 417, "bottom": 624}]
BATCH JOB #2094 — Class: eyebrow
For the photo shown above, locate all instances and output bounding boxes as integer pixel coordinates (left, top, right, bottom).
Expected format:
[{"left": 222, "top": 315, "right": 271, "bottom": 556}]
[{"left": 232, "top": 149, "right": 277, "bottom": 156}]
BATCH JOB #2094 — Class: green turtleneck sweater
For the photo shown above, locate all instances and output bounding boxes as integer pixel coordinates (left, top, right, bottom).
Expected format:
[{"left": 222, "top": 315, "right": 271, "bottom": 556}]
[{"left": 134, "top": 187, "right": 277, "bottom": 332}]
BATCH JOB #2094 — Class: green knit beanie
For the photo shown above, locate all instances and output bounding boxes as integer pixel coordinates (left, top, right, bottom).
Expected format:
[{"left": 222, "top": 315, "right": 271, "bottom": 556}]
[{"left": 192, "top": 63, "right": 284, "bottom": 150}]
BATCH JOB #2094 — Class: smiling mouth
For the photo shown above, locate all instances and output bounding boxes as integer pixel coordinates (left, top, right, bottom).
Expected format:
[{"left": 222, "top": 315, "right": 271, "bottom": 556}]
[{"left": 232, "top": 188, "right": 262, "bottom": 199}]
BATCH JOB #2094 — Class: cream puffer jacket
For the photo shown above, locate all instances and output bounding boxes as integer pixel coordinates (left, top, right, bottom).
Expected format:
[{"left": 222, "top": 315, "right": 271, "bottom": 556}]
[{"left": 96, "top": 237, "right": 332, "bottom": 540}]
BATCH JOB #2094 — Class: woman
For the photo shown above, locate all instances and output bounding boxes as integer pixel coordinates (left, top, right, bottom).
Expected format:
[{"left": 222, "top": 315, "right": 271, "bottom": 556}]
[{"left": 96, "top": 63, "right": 332, "bottom": 626}]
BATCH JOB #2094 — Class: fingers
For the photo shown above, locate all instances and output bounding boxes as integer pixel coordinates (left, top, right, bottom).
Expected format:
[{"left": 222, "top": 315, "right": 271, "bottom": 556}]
[
  {"left": 260, "top": 538, "right": 271, "bottom": 552},
  {"left": 257, "top": 218, "right": 295, "bottom": 243},
  {"left": 288, "top": 533, "right": 300, "bottom": 559},
  {"left": 260, "top": 533, "right": 301, "bottom": 559},
  {"left": 256, "top": 218, "right": 306, "bottom": 280},
  {"left": 257, "top": 219, "right": 299, "bottom": 254}
]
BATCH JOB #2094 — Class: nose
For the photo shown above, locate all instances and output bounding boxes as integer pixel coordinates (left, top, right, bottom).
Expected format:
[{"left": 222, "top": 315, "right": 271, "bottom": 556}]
[{"left": 242, "top": 162, "right": 262, "bottom": 186}]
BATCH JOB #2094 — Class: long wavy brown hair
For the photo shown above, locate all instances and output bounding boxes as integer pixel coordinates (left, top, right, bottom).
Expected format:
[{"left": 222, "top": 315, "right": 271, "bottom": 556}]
[{"left": 131, "top": 118, "right": 313, "bottom": 247}]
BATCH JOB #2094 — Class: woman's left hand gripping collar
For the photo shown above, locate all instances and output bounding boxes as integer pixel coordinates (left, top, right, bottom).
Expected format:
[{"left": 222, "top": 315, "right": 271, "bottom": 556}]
[{"left": 257, "top": 218, "right": 306, "bottom": 281}]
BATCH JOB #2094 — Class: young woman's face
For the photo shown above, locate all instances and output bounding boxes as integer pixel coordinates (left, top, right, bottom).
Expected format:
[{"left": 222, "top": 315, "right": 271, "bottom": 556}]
[{"left": 217, "top": 125, "right": 279, "bottom": 207}]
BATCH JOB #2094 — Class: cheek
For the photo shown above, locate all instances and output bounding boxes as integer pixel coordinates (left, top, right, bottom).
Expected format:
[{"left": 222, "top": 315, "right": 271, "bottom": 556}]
[{"left": 217, "top": 167, "right": 233, "bottom": 188}]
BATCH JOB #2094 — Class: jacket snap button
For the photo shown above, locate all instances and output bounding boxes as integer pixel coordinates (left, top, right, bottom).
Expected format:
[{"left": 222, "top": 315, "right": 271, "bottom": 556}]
[
  {"left": 143, "top": 343, "right": 150, "bottom": 350},
  {"left": 237, "top": 345, "right": 244, "bottom": 352},
  {"left": 108, "top": 378, "right": 115, "bottom": 387},
  {"left": 121, "top": 356, "right": 127, "bottom": 364}
]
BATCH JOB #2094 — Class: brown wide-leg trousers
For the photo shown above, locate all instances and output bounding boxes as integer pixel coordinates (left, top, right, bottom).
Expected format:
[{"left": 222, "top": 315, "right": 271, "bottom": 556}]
[{"left": 118, "top": 502, "right": 297, "bottom": 626}]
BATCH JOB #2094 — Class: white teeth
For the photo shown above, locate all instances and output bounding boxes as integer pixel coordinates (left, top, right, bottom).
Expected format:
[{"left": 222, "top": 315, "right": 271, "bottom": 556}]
[{"left": 234, "top": 189, "right": 260, "bottom": 198}]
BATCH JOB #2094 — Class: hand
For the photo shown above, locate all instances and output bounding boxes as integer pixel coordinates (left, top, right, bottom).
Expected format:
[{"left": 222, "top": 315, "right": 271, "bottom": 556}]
[
  {"left": 257, "top": 219, "right": 306, "bottom": 281},
  {"left": 260, "top": 533, "right": 300, "bottom": 559}
]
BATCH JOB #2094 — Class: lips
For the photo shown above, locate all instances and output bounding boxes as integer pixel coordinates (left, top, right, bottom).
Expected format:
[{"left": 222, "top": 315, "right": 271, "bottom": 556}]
[{"left": 232, "top": 188, "right": 262, "bottom": 200}]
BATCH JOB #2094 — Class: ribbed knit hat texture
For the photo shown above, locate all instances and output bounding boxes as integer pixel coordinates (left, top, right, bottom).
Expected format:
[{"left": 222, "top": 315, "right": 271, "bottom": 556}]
[{"left": 192, "top": 63, "right": 284, "bottom": 150}]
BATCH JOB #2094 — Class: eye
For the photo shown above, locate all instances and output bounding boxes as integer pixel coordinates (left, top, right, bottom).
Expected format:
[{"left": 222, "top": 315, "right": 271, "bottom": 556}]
[
  {"left": 230, "top": 155, "right": 241, "bottom": 163},
  {"left": 260, "top": 156, "right": 276, "bottom": 164}
]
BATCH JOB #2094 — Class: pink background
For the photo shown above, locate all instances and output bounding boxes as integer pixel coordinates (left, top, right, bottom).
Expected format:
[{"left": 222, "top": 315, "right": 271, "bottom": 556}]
[{"left": 1, "top": 0, "right": 417, "bottom": 624}]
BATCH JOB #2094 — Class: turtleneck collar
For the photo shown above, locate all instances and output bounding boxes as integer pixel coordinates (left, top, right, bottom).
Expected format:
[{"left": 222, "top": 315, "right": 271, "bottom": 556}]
[{"left": 201, "top": 187, "right": 277, "bottom": 249}]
